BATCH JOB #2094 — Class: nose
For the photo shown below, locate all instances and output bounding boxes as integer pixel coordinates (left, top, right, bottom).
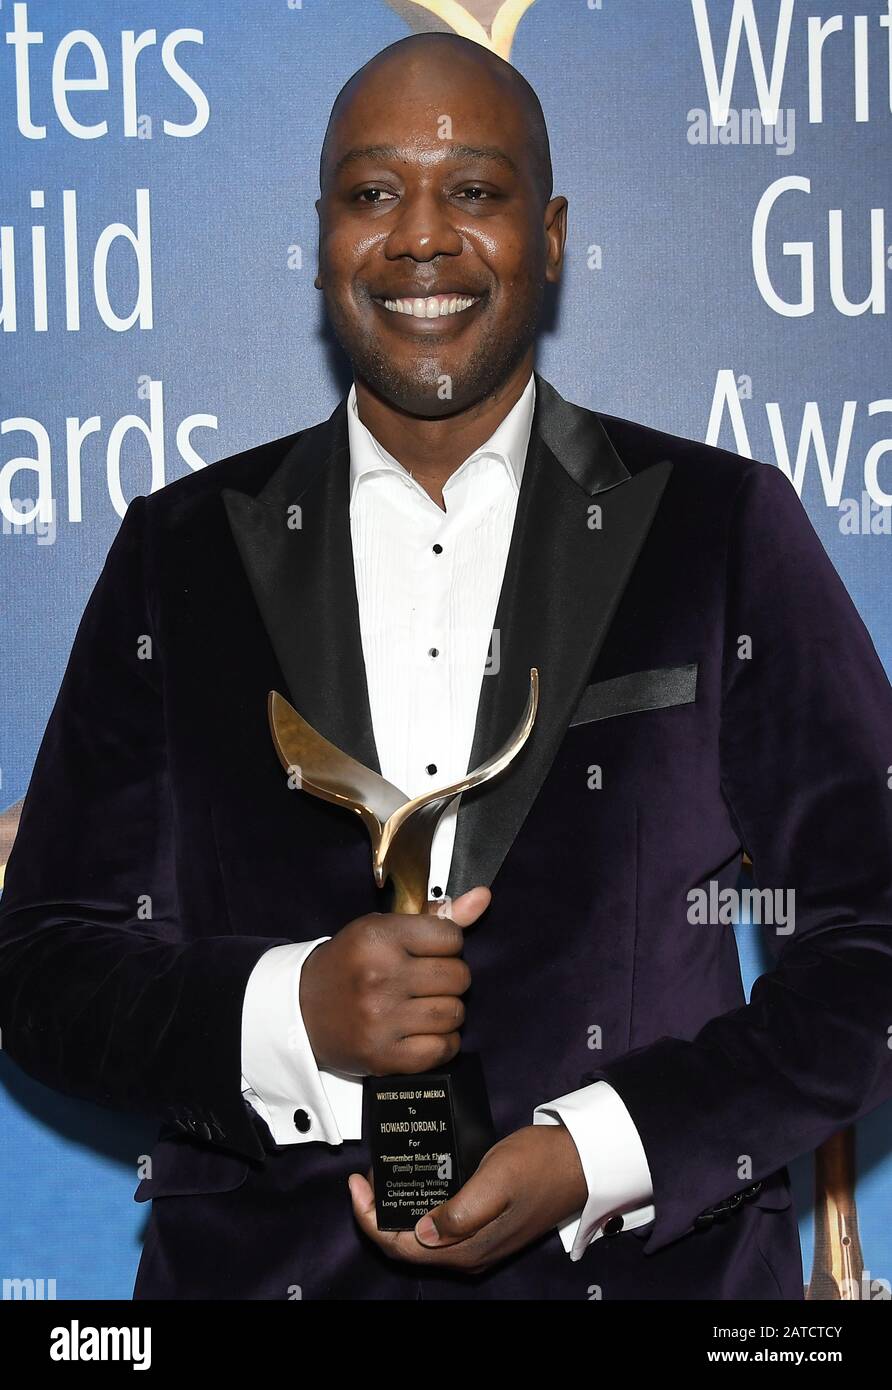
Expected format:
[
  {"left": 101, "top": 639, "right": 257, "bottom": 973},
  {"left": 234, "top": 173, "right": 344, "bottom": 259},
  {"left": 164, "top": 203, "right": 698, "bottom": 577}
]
[{"left": 382, "top": 187, "right": 463, "bottom": 263}]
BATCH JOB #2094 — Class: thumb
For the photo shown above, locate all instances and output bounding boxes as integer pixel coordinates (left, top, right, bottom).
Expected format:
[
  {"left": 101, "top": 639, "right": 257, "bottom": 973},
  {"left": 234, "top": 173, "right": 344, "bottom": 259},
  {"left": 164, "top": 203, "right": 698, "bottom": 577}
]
[
  {"left": 414, "top": 1164, "right": 506, "bottom": 1248},
  {"left": 430, "top": 885, "right": 491, "bottom": 927}
]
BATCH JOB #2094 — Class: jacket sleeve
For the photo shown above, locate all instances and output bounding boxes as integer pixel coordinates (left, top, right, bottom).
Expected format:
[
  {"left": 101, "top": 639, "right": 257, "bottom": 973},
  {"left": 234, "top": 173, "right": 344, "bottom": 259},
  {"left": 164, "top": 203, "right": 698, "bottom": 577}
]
[
  {"left": 583, "top": 461, "right": 892, "bottom": 1253},
  {"left": 0, "top": 497, "right": 296, "bottom": 1162}
]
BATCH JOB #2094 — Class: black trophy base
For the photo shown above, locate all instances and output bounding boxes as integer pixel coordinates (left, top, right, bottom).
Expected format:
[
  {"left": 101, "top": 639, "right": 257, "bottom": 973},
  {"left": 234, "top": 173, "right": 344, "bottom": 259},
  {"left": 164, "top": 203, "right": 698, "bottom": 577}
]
[{"left": 365, "top": 1052, "right": 496, "bottom": 1231}]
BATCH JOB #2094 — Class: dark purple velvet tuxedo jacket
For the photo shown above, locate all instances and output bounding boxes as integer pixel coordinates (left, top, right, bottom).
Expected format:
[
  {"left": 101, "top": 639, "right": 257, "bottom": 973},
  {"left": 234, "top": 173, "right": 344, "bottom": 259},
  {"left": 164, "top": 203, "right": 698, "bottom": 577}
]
[{"left": 2, "top": 372, "right": 891, "bottom": 1301}]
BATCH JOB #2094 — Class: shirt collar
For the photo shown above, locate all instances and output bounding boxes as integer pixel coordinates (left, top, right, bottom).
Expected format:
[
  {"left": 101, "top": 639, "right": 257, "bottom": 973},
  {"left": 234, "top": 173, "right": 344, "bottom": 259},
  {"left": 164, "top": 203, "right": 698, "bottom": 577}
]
[{"left": 346, "top": 371, "right": 536, "bottom": 506}]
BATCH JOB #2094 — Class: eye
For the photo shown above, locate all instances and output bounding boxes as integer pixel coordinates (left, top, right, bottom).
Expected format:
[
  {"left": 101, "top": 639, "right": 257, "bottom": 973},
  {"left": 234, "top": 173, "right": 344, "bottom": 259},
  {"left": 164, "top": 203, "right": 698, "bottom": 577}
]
[
  {"left": 355, "top": 187, "right": 397, "bottom": 205},
  {"left": 456, "top": 186, "right": 490, "bottom": 201}
]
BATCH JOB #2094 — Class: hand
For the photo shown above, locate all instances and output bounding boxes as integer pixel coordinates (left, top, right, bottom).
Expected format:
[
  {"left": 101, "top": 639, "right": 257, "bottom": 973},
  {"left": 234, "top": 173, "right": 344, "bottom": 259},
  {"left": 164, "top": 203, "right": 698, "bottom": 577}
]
[
  {"left": 299, "top": 887, "right": 491, "bottom": 1075},
  {"left": 349, "top": 1123, "right": 588, "bottom": 1275}
]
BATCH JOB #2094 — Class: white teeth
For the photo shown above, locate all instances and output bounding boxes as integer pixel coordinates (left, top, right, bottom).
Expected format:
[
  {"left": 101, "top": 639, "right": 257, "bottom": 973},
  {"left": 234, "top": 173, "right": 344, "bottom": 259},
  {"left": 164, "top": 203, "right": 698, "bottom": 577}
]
[{"left": 381, "top": 295, "right": 479, "bottom": 318}]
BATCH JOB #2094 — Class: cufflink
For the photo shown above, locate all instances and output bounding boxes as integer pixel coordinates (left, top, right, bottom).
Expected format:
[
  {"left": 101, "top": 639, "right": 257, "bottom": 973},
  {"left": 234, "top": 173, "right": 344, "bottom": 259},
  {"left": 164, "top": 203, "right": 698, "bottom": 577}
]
[
  {"left": 603, "top": 1215, "right": 624, "bottom": 1236},
  {"left": 293, "top": 1109, "right": 312, "bottom": 1134}
]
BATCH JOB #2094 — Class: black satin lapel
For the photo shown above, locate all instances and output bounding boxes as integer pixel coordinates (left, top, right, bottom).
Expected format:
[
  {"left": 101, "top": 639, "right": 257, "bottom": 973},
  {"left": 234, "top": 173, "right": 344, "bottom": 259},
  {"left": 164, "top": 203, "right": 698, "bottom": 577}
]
[
  {"left": 221, "top": 399, "right": 381, "bottom": 775},
  {"left": 532, "top": 371, "right": 630, "bottom": 494},
  {"left": 221, "top": 373, "right": 671, "bottom": 902},
  {"left": 446, "top": 429, "right": 672, "bottom": 898}
]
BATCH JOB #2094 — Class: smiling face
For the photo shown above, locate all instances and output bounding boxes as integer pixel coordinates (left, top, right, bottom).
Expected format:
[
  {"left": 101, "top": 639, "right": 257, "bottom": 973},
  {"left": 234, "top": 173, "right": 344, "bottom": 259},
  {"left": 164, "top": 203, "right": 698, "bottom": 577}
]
[{"left": 315, "top": 39, "right": 566, "bottom": 419}]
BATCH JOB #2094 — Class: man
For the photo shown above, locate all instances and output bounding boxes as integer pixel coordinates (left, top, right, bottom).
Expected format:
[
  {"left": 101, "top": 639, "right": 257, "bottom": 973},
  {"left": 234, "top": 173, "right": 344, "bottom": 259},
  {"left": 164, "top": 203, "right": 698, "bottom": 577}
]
[{"left": 1, "top": 32, "right": 891, "bottom": 1302}]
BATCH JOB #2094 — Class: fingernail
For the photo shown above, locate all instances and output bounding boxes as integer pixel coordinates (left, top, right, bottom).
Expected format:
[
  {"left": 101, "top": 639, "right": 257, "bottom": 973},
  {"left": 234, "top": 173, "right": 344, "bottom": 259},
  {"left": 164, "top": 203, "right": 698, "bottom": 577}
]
[
  {"left": 436, "top": 898, "right": 453, "bottom": 919},
  {"left": 415, "top": 1215, "right": 440, "bottom": 1246}
]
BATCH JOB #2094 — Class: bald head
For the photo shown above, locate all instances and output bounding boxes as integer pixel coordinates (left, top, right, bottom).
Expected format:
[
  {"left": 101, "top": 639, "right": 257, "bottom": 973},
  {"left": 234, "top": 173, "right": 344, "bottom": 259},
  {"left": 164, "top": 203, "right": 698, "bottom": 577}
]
[{"left": 319, "top": 33, "right": 553, "bottom": 205}]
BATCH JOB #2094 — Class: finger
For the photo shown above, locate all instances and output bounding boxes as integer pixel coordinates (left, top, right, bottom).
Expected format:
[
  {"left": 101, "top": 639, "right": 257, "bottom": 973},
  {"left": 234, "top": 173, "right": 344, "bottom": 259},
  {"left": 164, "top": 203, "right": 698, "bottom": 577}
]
[
  {"left": 348, "top": 1173, "right": 436, "bottom": 1264},
  {"left": 348, "top": 1173, "right": 398, "bottom": 1251},
  {"left": 349, "top": 1171, "right": 375, "bottom": 1217},
  {"left": 397, "top": 995, "right": 466, "bottom": 1036},
  {"left": 392, "top": 1031, "right": 461, "bottom": 1071},
  {"left": 405, "top": 955, "right": 472, "bottom": 998},
  {"left": 414, "top": 1164, "right": 510, "bottom": 1250},
  {"left": 398, "top": 915, "right": 466, "bottom": 958}
]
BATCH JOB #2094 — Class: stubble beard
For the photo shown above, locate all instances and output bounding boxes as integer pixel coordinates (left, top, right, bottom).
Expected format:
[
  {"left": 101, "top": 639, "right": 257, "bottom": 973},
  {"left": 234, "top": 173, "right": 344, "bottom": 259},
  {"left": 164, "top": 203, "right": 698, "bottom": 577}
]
[{"left": 324, "top": 281, "right": 543, "bottom": 420}]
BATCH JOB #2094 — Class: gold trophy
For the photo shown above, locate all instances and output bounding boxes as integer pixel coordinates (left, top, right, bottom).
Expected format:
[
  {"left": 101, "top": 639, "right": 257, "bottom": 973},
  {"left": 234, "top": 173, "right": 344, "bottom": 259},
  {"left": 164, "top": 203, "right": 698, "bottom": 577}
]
[
  {"left": 806, "top": 1128, "right": 866, "bottom": 1300},
  {"left": 268, "top": 667, "right": 539, "bottom": 1229}
]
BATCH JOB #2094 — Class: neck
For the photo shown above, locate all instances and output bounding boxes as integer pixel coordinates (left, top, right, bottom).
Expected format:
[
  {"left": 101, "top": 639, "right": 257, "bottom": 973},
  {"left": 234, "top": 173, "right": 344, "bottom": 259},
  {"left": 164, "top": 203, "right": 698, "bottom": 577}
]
[{"left": 352, "top": 354, "right": 534, "bottom": 509}]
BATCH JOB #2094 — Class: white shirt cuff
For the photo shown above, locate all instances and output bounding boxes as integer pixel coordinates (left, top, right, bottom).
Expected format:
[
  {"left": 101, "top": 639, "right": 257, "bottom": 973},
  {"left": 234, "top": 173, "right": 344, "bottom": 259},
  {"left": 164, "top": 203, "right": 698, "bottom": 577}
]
[
  {"left": 240, "top": 940, "right": 364, "bottom": 1146},
  {"left": 533, "top": 1081, "right": 655, "bottom": 1261}
]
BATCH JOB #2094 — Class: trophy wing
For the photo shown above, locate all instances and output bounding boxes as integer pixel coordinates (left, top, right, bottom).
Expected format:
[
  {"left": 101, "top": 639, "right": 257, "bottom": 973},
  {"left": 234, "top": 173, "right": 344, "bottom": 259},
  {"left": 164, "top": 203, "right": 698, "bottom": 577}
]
[
  {"left": 463, "top": 666, "right": 539, "bottom": 788},
  {"left": 268, "top": 691, "right": 408, "bottom": 841},
  {"left": 378, "top": 668, "right": 540, "bottom": 912},
  {"left": 388, "top": 666, "right": 539, "bottom": 833},
  {"left": 269, "top": 670, "right": 538, "bottom": 914}
]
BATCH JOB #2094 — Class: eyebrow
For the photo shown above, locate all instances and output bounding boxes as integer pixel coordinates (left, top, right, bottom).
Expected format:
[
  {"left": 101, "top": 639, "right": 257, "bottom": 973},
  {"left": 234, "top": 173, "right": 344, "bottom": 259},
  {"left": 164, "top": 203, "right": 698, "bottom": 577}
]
[{"left": 332, "top": 142, "right": 520, "bottom": 179}]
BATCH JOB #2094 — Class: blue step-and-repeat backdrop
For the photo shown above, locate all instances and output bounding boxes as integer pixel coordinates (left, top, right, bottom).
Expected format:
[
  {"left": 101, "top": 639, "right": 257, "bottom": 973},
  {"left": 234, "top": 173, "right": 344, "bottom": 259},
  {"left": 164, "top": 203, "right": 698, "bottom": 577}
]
[{"left": 1, "top": 0, "right": 890, "bottom": 1299}]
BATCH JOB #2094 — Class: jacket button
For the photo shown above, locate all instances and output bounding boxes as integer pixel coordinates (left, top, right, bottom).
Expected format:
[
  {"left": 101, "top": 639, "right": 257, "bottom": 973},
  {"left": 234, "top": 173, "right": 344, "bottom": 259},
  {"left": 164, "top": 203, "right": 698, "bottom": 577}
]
[
  {"left": 293, "top": 1109, "right": 312, "bottom": 1134},
  {"left": 603, "top": 1215, "right": 624, "bottom": 1236}
]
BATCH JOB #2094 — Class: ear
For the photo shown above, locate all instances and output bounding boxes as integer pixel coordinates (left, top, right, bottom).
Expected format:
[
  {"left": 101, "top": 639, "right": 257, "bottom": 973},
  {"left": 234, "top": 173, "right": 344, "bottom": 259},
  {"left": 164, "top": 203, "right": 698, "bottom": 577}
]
[{"left": 544, "top": 195, "right": 568, "bottom": 283}]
